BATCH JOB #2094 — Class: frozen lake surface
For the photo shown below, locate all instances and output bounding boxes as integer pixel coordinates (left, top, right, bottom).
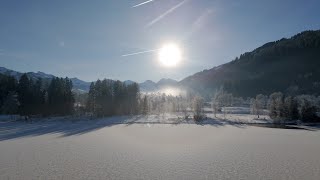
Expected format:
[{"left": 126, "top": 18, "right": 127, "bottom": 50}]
[{"left": 0, "top": 118, "right": 320, "bottom": 180}]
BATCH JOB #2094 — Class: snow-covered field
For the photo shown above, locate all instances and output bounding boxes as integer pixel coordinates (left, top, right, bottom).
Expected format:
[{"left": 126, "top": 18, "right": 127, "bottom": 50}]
[{"left": 1, "top": 116, "right": 320, "bottom": 180}]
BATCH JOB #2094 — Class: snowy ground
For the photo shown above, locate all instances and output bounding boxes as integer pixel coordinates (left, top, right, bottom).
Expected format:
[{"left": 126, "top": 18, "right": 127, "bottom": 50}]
[{"left": 1, "top": 116, "right": 320, "bottom": 179}]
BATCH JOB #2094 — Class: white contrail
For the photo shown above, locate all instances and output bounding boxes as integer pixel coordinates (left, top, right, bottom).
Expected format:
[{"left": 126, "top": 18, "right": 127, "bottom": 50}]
[
  {"left": 121, "top": 49, "right": 158, "bottom": 57},
  {"left": 146, "top": 0, "right": 188, "bottom": 27},
  {"left": 132, "top": 0, "right": 156, "bottom": 8}
]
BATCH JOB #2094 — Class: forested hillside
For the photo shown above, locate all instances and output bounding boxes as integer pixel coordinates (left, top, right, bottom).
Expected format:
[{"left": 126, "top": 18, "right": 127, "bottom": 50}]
[{"left": 180, "top": 30, "right": 320, "bottom": 97}]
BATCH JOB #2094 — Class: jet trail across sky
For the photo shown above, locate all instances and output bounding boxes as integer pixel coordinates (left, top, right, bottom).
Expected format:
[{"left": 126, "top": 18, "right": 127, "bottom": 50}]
[
  {"left": 132, "top": 0, "right": 156, "bottom": 8},
  {"left": 146, "top": 0, "right": 188, "bottom": 27},
  {"left": 121, "top": 49, "right": 158, "bottom": 57}
]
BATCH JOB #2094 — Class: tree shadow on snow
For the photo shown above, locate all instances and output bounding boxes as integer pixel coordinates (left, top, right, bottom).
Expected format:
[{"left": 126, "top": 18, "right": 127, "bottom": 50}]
[
  {"left": 193, "top": 117, "right": 247, "bottom": 128},
  {"left": 0, "top": 116, "right": 144, "bottom": 141},
  {"left": 2, "top": 115, "right": 293, "bottom": 141}
]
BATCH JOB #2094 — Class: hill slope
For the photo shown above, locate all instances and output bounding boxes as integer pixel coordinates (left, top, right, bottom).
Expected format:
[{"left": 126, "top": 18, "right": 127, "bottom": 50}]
[{"left": 180, "top": 30, "right": 320, "bottom": 97}]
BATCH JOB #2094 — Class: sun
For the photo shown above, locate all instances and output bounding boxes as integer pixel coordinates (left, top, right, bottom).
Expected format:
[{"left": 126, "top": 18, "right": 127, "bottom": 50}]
[{"left": 158, "top": 43, "right": 182, "bottom": 67}]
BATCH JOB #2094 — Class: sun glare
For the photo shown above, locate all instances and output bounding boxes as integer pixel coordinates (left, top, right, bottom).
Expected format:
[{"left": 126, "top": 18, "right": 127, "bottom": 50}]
[{"left": 158, "top": 43, "right": 182, "bottom": 67}]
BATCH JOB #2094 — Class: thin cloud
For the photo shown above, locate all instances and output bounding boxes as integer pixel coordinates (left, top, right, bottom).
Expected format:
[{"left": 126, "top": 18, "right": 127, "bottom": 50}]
[
  {"left": 185, "top": 8, "right": 214, "bottom": 40},
  {"left": 0, "top": 49, "right": 3, "bottom": 55},
  {"left": 146, "top": 0, "right": 188, "bottom": 28},
  {"left": 0, "top": 51, "right": 36, "bottom": 60},
  {"left": 59, "top": 41, "right": 65, "bottom": 47},
  {"left": 132, "top": 0, "right": 156, "bottom": 8}
]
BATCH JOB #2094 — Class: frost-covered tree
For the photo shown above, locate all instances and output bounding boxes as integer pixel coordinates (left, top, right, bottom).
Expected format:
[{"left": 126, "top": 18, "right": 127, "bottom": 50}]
[
  {"left": 252, "top": 94, "right": 267, "bottom": 118},
  {"left": 180, "top": 96, "right": 190, "bottom": 119},
  {"left": 192, "top": 96, "right": 204, "bottom": 121},
  {"left": 268, "top": 92, "right": 284, "bottom": 120},
  {"left": 212, "top": 88, "right": 231, "bottom": 119},
  {"left": 212, "top": 92, "right": 220, "bottom": 117},
  {"left": 215, "top": 88, "right": 233, "bottom": 119},
  {"left": 296, "top": 95, "right": 318, "bottom": 122},
  {"left": 250, "top": 98, "right": 257, "bottom": 116},
  {"left": 267, "top": 93, "right": 318, "bottom": 122}
]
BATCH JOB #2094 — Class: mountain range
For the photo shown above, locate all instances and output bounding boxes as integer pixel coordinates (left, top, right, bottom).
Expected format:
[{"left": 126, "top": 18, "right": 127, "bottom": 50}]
[
  {"left": 1, "top": 30, "right": 320, "bottom": 97},
  {"left": 0, "top": 67, "right": 91, "bottom": 92},
  {"left": 0, "top": 67, "right": 178, "bottom": 93}
]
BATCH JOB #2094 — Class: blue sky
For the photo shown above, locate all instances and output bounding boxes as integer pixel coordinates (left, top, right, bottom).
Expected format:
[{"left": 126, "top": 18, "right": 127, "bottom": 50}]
[{"left": 0, "top": 0, "right": 319, "bottom": 82}]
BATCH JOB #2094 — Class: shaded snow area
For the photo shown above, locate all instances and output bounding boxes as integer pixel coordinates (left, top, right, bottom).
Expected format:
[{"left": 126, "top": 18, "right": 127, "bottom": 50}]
[
  {"left": 0, "top": 113, "right": 273, "bottom": 126},
  {"left": 1, "top": 117, "right": 320, "bottom": 179}
]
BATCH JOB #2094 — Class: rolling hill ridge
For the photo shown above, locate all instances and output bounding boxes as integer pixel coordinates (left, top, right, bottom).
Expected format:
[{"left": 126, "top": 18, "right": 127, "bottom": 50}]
[{"left": 180, "top": 30, "right": 320, "bottom": 97}]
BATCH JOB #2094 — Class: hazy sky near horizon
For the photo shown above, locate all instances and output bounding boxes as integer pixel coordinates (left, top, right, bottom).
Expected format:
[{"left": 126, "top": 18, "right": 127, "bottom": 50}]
[{"left": 1, "top": 0, "right": 320, "bottom": 82}]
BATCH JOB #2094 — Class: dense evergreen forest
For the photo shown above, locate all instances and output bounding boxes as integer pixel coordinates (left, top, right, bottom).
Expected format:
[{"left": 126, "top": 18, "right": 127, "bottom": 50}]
[
  {"left": 0, "top": 73, "right": 74, "bottom": 116},
  {"left": 0, "top": 73, "right": 142, "bottom": 117},
  {"left": 86, "top": 80, "right": 140, "bottom": 117}
]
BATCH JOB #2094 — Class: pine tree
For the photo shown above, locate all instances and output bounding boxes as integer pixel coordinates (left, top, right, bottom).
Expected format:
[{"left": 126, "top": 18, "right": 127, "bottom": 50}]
[
  {"left": 86, "top": 82, "right": 96, "bottom": 114},
  {"left": 126, "top": 83, "right": 139, "bottom": 115},
  {"left": 94, "top": 80, "right": 103, "bottom": 116},
  {"left": 101, "top": 79, "right": 113, "bottom": 116},
  {"left": 47, "top": 77, "right": 74, "bottom": 115},
  {"left": 142, "top": 95, "right": 148, "bottom": 115},
  {"left": 64, "top": 77, "right": 74, "bottom": 115},
  {"left": 32, "top": 78, "right": 45, "bottom": 114},
  {"left": 17, "top": 74, "right": 32, "bottom": 115},
  {"left": 113, "top": 80, "right": 124, "bottom": 115},
  {"left": 2, "top": 91, "right": 19, "bottom": 114},
  {"left": 0, "top": 74, "right": 18, "bottom": 111}
]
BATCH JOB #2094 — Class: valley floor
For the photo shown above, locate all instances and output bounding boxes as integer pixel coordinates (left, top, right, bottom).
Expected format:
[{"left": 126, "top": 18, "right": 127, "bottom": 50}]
[{"left": 0, "top": 115, "right": 320, "bottom": 179}]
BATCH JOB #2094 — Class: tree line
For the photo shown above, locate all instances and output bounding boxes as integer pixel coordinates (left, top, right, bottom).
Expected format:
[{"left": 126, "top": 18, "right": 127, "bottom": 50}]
[
  {"left": 247, "top": 92, "right": 319, "bottom": 122},
  {"left": 86, "top": 79, "right": 140, "bottom": 117},
  {"left": 136, "top": 92, "right": 206, "bottom": 121},
  {"left": 211, "top": 88, "right": 319, "bottom": 122},
  {"left": 0, "top": 73, "right": 74, "bottom": 116},
  {"left": 1, "top": 72, "right": 319, "bottom": 123},
  {"left": 266, "top": 93, "right": 318, "bottom": 122}
]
